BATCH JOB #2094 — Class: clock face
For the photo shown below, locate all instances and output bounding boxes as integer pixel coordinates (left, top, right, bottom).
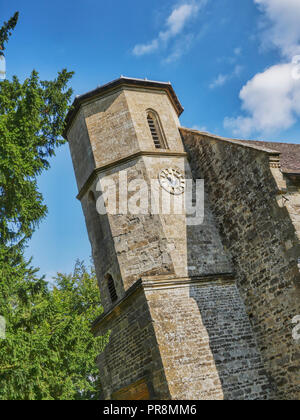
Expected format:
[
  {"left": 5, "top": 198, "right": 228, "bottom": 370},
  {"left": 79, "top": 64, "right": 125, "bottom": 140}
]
[{"left": 159, "top": 168, "right": 185, "bottom": 195}]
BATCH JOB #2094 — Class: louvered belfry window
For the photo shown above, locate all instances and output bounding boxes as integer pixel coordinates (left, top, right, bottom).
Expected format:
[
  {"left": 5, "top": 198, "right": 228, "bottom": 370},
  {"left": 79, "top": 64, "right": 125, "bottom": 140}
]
[
  {"left": 147, "top": 111, "right": 168, "bottom": 149},
  {"left": 107, "top": 274, "right": 118, "bottom": 303}
]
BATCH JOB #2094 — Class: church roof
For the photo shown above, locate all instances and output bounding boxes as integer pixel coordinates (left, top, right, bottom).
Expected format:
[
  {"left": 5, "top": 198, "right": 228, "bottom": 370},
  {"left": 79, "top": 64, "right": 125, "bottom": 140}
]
[
  {"left": 239, "top": 140, "right": 300, "bottom": 175},
  {"left": 64, "top": 76, "right": 184, "bottom": 138}
]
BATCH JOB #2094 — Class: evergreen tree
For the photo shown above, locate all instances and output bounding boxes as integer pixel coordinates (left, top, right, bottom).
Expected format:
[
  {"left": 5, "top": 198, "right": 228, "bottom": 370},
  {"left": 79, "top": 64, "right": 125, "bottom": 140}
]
[
  {"left": 0, "top": 12, "right": 19, "bottom": 54},
  {"left": 0, "top": 14, "right": 106, "bottom": 399},
  {"left": 0, "top": 260, "right": 107, "bottom": 400}
]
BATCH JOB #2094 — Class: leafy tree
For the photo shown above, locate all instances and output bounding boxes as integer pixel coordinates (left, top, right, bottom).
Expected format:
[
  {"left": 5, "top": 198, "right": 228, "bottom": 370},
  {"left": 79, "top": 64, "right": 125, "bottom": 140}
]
[
  {"left": 0, "top": 12, "right": 73, "bottom": 250},
  {"left": 0, "top": 12, "right": 19, "bottom": 54},
  {"left": 0, "top": 14, "right": 106, "bottom": 400},
  {"left": 0, "top": 261, "right": 107, "bottom": 400},
  {"left": 0, "top": 67, "right": 74, "bottom": 249}
]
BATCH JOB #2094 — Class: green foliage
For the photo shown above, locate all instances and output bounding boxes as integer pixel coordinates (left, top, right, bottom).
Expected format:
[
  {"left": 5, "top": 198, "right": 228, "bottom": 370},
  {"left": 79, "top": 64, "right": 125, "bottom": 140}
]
[
  {"left": 0, "top": 260, "right": 107, "bottom": 400},
  {"left": 0, "top": 13, "right": 73, "bottom": 248},
  {"left": 0, "top": 14, "right": 107, "bottom": 400},
  {"left": 0, "top": 12, "right": 19, "bottom": 54},
  {"left": 0, "top": 69, "right": 74, "bottom": 248}
]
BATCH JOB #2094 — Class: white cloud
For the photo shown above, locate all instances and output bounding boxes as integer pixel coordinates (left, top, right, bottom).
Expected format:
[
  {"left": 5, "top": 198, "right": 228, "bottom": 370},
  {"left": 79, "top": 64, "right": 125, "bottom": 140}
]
[
  {"left": 224, "top": 62, "right": 300, "bottom": 136},
  {"left": 255, "top": 0, "right": 300, "bottom": 58},
  {"left": 224, "top": 0, "right": 300, "bottom": 137},
  {"left": 132, "top": 1, "right": 207, "bottom": 57},
  {"left": 210, "top": 74, "right": 229, "bottom": 89},
  {"left": 163, "top": 33, "right": 194, "bottom": 64},
  {"left": 210, "top": 65, "right": 243, "bottom": 89},
  {"left": 161, "top": 3, "right": 199, "bottom": 41},
  {"left": 133, "top": 39, "right": 159, "bottom": 56}
]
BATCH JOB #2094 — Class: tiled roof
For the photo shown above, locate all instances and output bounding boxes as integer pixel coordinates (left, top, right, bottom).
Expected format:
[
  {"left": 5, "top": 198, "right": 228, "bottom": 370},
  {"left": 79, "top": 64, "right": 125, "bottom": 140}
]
[{"left": 240, "top": 140, "right": 300, "bottom": 174}]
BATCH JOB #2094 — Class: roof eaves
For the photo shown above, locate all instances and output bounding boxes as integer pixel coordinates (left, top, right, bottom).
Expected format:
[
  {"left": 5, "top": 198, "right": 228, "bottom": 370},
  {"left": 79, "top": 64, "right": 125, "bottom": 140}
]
[
  {"left": 180, "top": 127, "right": 281, "bottom": 155},
  {"left": 64, "top": 77, "right": 183, "bottom": 139}
]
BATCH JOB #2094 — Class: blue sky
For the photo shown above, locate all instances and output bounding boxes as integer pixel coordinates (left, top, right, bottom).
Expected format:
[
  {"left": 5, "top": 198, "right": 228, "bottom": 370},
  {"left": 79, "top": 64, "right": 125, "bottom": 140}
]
[{"left": 2, "top": 0, "right": 300, "bottom": 280}]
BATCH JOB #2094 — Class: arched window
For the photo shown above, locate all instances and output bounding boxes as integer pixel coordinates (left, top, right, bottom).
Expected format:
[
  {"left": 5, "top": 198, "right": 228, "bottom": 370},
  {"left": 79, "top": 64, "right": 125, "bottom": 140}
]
[
  {"left": 147, "top": 110, "right": 168, "bottom": 149},
  {"left": 106, "top": 274, "right": 118, "bottom": 303}
]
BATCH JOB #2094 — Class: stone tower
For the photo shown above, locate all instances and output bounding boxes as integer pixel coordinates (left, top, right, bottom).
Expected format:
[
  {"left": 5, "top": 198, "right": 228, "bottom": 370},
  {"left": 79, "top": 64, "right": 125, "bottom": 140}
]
[{"left": 65, "top": 77, "right": 273, "bottom": 400}]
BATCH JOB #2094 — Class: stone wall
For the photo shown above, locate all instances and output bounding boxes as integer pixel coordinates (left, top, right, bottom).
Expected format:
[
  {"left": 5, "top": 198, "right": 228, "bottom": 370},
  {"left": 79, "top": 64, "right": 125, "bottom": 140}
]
[
  {"left": 146, "top": 279, "right": 272, "bottom": 400},
  {"left": 124, "top": 88, "right": 184, "bottom": 152},
  {"left": 284, "top": 175, "right": 300, "bottom": 241},
  {"left": 81, "top": 150, "right": 233, "bottom": 311},
  {"left": 67, "top": 85, "right": 184, "bottom": 197},
  {"left": 93, "top": 285, "right": 170, "bottom": 400},
  {"left": 181, "top": 128, "right": 300, "bottom": 399},
  {"left": 94, "top": 276, "right": 272, "bottom": 400},
  {"left": 67, "top": 107, "right": 95, "bottom": 193}
]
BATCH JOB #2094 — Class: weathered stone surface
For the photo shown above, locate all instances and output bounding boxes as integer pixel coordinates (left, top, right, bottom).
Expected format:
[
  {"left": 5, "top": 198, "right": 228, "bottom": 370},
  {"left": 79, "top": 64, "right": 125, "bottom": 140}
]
[
  {"left": 146, "top": 280, "right": 272, "bottom": 400},
  {"left": 93, "top": 286, "right": 171, "bottom": 400},
  {"left": 181, "top": 128, "right": 300, "bottom": 400},
  {"left": 66, "top": 78, "right": 300, "bottom": 401}
]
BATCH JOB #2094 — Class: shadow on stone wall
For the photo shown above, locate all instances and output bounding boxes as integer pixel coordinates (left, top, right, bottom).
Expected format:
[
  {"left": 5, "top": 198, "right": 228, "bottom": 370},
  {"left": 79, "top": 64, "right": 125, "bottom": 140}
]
[
  {"left": 183, "top": 128, "right": 300, "bottom": 399},
  {"left": 187, "top": 280, "right": 273, "bottom": 400}
]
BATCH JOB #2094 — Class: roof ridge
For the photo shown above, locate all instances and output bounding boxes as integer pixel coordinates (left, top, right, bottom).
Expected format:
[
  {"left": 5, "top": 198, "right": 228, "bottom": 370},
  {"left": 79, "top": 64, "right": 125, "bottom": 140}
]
[
  {"left": 242, "top": 139, "right": 300, "bottom": 147},
  {"left": 179, "top": 127, "right": 281, "bottom": 154}
]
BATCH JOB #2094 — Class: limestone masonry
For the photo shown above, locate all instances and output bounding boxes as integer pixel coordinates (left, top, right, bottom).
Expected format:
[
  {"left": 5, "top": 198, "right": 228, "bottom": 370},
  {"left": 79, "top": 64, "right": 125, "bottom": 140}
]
[{"left": 65, "top": 77, "right": 300, "bottom": 400}]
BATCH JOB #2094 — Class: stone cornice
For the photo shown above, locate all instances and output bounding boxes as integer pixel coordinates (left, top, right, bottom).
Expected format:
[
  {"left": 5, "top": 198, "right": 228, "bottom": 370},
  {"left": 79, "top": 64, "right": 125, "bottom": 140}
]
[
  {"left": 91, "top": 273, "right": 235, "bottom": 333},
  {"left": 76, "top": 150, "right": 188, "bottom": 200},
  {"left": 141, "top": 273, "right": 235, "bottom": 290},
  {"left": 180, "top": 127, "right": 282, "bottom": 156},
  {"left": 64, "top": 77, "right": 184, "bottom": 139},
  {"left": 269, "top": 155, "right": 281, "bottom": 169}
]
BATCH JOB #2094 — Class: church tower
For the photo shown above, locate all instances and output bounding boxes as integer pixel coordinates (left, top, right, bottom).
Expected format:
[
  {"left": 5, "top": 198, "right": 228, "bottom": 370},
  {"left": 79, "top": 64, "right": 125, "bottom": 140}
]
[{"left": 65, "top": 77, "right": 271, "bottom": 400}]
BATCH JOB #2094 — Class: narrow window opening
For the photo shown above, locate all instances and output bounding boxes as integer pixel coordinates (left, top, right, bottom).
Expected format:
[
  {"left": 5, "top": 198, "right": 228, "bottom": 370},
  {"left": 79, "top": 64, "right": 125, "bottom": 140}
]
[
  {"left": 106, "top": 274, "right": 118, "bottom": 303},
  {"left": 147, "top": 111, "right": 168, "bottom": 149}
]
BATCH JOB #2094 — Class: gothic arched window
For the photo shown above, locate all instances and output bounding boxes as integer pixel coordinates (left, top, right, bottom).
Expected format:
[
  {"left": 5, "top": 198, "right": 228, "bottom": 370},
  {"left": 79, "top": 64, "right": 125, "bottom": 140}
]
[
  {"left": 147, "top": 110, "right": 168, "bottom": 149},
  {"left": 106, "top": 274, "right": 118, "bottom": 303}
]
